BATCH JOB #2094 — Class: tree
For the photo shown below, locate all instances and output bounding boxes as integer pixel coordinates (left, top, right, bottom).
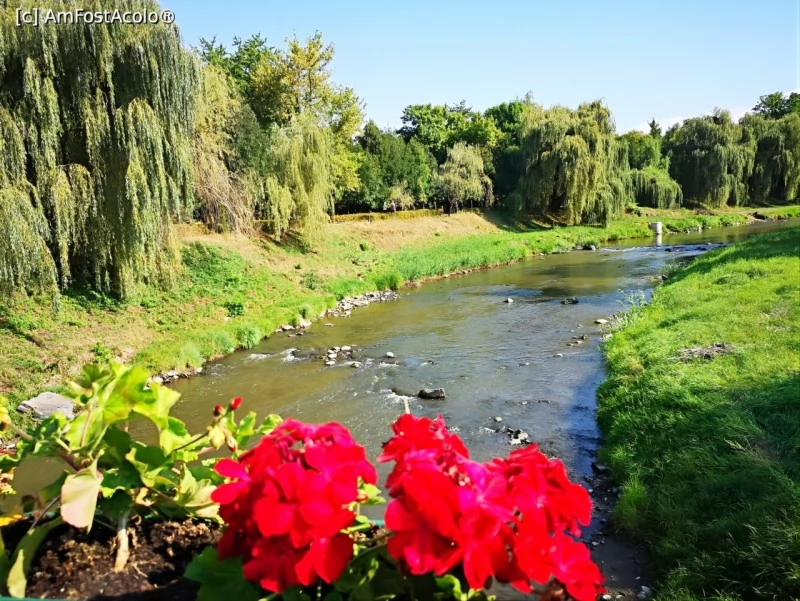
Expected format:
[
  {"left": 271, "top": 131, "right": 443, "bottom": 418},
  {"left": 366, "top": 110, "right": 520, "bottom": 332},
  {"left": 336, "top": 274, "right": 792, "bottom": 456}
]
[
  {"left": 192, "top": 65, "right": 254, "bottom": 233},
  {"left": 517, "top": 101, "right": 632, "bottom": 225},
  {"left": 742, "top": 113, "right": 800, "bottom": 203},
  {"left": 619, "top": 131, "right": 662, "bottom": 170},
  {"left": 663, "top": 110, "right": 754, "bottom": 207},
  {"left": 197, "top": 34, "right": 272, "bottom": 101},
  {"left": 0, "top": 0, "right": 198, "bottom": 299},
  {"left": 648, "top": 119, "right": 662, "bottom": 139},
  {"left": 631, "top": 166, "right": 683, "bottom": 209},
  {"left": 260, "top": 115, "right": 335, "bottom": 243},
  {"left": 352, "top": 123, "right": 437, "bottom": 212},
  {"left": 434, "top": 143, "right": 494, "bottom": 214},
  {"left": 752, "top": 92, "right": 800, "bottom": 120},
  {"left": 484, "top": 100, "right": 534, "bottom": 199}
]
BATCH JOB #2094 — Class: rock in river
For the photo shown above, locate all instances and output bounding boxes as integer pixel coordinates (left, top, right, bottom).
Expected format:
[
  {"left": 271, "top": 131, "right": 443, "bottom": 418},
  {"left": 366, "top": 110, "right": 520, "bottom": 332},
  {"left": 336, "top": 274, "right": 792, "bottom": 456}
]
[
  {"left": 504, "top": 297, "right": 514, "bottom": 303},
  {"left": 561, "top": 297, "right": 579, "bottom": 305},
  {"left": 595, "top": 318, "right": 609, "bottom": 325},
  {"left": 418, "top": 388, "right": 446, "bottom": 399},
  {"left": 18, "top": 392, "right": 75, "bottom": 419}
]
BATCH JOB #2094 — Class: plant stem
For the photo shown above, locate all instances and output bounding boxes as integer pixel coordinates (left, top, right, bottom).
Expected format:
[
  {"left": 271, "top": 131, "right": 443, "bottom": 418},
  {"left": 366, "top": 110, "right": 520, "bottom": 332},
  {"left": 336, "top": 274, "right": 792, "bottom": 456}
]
[
  {"left": 172, "top": 431, "right": 210, "bottom": 454},
  {"left": 113, "top": 511, "right": 130, "bottom": 572}
]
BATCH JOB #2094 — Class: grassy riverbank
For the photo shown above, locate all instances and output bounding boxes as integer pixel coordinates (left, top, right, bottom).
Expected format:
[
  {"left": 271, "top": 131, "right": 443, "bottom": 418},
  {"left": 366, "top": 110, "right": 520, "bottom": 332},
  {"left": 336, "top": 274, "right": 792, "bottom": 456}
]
[
  {"left": 597, "top": 227, "right": 800, "bottom": 600},
  {"left": 1, "top": 205, "right": 798, "bottom": 415}
]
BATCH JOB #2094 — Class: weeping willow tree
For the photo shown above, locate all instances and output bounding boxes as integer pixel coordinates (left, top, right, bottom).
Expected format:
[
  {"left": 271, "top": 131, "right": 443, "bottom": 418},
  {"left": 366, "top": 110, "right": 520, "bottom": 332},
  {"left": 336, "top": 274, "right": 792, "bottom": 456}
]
[
  {"left": 742, "top": 113, "right": 800, "bottom": 204},
  {"left": 258, "top": 114, "right": 334, "bottom": 243},
  {"left": 192, "top": 65, "right": 254, "bottom": 233},
  {"left": 518, "top": 101, "right": 632, "bottom": 226},
  {"left": 631, "top": 166, "right": 683, "bottom": 209},
  {"left": 663, "top": 110, "right": 754, "bottom": 208},
  {"left": 0, "top": 0, "right": 198, "bottom": 299},
  {"left": 435, "top": 142, "right": 493, "bottom": 214}
]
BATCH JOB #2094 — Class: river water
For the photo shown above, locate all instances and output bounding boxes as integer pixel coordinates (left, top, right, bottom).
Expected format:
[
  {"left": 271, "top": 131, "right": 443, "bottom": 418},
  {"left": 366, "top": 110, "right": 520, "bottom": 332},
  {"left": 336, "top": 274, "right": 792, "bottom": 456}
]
[{"left": 7, "top": 219, "right": 797, "bottom": 521}]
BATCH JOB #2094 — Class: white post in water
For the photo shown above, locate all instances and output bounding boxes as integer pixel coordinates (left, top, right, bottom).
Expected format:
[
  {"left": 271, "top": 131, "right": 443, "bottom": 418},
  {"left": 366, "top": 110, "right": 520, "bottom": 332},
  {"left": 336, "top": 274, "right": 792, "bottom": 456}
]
[{"left": 649, "top": 222, "right": 663, "bottom": 235}]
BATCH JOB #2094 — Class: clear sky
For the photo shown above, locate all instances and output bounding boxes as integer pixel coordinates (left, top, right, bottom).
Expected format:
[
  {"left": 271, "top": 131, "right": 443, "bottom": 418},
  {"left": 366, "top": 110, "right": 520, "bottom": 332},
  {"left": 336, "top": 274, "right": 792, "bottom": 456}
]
[{"left": 161, "top": 0, "right": 800, "bottom": 133}]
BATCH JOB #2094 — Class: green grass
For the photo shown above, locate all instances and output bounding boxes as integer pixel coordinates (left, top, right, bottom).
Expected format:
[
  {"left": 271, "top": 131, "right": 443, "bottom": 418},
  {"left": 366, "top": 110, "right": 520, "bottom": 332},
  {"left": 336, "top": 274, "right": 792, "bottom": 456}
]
[{"left": 597, "top": 227, "right": 800, "bottom": 601}]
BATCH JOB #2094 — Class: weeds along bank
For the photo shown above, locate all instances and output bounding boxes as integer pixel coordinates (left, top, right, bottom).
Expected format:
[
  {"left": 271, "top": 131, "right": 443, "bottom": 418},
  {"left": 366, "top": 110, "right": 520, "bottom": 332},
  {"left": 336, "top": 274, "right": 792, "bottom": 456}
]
[
  {"left": 1, "top": 206, "right": 798, "bottom": 414},
  {"left": 597, "top": 227, "right": 800, "bottom": 601}
]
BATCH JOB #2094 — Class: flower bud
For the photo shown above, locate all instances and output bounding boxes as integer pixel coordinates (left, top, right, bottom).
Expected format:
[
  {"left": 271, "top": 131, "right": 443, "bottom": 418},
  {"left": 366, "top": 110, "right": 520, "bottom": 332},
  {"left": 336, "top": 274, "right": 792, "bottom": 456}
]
[
  {"left": 226, "top": 436, "right": 237, "bottom": 452},
  {"left": 214, "top": 404, "right": 224, "bottom": 416},
  {"left": 229, "top": 396, "right": 242, "bottom": 411}
]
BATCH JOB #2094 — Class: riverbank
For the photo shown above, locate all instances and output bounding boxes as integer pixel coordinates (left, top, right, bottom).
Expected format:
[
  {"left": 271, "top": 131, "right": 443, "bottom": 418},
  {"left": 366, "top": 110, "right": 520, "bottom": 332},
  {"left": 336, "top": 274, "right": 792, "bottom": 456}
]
[
  {"left": 1, "top": 205, "right": 798, "bottom": 415},
  {"left": 597, "top": 227, "right": 800, "bottom": 600}
]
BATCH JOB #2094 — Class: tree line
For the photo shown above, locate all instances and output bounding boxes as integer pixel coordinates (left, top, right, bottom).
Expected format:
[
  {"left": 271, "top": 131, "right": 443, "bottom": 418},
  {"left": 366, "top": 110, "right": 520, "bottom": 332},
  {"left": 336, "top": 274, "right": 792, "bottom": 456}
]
[{"left": 1, "top": 0, "right": 798, "bottom": 301}]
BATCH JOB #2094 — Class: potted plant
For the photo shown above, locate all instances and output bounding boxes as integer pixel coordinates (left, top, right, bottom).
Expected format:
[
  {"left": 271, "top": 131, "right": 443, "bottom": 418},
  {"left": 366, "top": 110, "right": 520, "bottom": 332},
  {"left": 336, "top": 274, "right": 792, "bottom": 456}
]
[
  {"left": 0, "top": 361, "right": 278, "bottom": 599},
  {"left": 187, "top": 408, "right": 606, "bottom": 601},
  {"left": 0, "top": 363, "right": 606, "bottom": 601}
]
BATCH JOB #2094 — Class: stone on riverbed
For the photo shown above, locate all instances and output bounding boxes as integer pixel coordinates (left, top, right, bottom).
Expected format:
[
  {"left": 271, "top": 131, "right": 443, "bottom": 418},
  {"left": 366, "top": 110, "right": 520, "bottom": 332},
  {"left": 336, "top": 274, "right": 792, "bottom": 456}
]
[
  {"left": 504, "top": 297, "right": 514, "bottom": 303},
  {"left": 18, "top": 392, "right": 75, "bottom": 419},
  {"left": 561, "top": 297, "right": 579, "bottom": 305},
  {"left": 595, "top": 318, "right": 609, "bottom": 325},
  {"left": 418, "top": 388, "right": 446, "bottom": 399},
  {"left": 385, "top": 351, "right": 395, "bottom": 358}
]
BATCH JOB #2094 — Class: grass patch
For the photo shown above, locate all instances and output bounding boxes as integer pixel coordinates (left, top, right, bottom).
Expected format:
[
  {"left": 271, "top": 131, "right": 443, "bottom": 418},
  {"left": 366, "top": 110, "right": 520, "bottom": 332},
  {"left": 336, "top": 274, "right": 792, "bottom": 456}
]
[{"left": 597, "top": 227, "right": 800, "bottom": 600}]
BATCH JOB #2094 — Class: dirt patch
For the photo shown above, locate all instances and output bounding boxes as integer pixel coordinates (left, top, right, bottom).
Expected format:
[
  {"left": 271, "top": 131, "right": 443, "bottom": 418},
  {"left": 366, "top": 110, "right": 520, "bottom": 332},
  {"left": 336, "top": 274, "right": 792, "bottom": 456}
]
[
  {"left": 10, "top": 518, "right": 220, "bottom": 600},
  {"left": 677, "top": 342, "right": 732, "bottom": 361},
  {"left": 335, "top": 212, "right": 501, "bottom": 251}
]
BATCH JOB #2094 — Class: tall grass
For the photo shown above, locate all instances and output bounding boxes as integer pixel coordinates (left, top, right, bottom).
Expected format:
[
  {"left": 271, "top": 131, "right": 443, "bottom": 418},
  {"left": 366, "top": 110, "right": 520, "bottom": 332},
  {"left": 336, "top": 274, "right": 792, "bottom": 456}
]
[{"left": 597, "top": 227, "right": 800, "bottom": 601}]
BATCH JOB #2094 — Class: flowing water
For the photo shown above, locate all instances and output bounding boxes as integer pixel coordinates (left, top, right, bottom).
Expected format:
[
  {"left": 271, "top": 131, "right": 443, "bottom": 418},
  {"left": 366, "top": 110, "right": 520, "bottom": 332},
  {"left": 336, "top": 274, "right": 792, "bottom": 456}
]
[{"left": 7, "top": 219, "right": 798, "bottom": 524}]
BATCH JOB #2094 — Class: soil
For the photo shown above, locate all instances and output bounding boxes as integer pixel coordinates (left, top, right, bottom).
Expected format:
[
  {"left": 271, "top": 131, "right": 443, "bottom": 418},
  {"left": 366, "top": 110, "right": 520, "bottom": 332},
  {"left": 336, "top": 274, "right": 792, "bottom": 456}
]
[{"left": 6, "top": 518, "right": 220, "bottom": 600}]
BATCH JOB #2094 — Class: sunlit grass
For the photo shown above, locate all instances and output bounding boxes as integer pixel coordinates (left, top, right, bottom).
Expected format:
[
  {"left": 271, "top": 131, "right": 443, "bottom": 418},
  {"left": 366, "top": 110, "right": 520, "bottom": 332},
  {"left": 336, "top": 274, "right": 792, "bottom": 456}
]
[{"left": 597, "top": 227, "right": 800, "bottom": 600}]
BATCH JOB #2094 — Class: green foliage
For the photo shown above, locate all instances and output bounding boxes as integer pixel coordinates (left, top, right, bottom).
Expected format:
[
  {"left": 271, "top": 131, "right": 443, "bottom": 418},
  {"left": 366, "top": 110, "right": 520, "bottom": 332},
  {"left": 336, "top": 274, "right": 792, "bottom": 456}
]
[
  {"left": 192, "top": 65, "right": 254, "bottom": 233},
  {"left": 518, "top": 101, "right": 632, "bottom": 225},
  {"left": 434, "top": 143, "right": 494, "bottom": 213},
  {"left": 0, "top": 0, "right": 198, "bottom": 300},
  {"left": 598, "top": 228, "right": 800, "bottom": 600},
  {"left": 663, "top": 110, "right": 754, "bottom": 208},
  {"left": 631, "top": 166, "right": 683, "bottom": 209},
  {"left": 399, "top": 102, "right": 500, "bottom": 164},
  {"left": 260, "top": 114, "right": 335, "bottom": 243},
  {"left": 0, "top": 362, "right": 282, "bottom": 594},
  {"left": 752, "top": 91, "right": 800, "bottom": 120},
  {"left": 742, "top": 113, "right": 800, "bottom": 203},
  {"left": 223, "top": 301, "right": 245, "bottom": 317},
  {"left": 619, "top": 130, "right": 663, "bottom": 170},
  {"left": 350, "top": 122, "right": 437, "bottom": 212}
]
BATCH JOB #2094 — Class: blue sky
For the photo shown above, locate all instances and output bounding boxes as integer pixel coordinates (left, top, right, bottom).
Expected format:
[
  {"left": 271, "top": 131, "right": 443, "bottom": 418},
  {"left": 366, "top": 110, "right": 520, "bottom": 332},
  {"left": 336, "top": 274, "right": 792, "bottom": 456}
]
[{"left": 161, "top": 0, "right": 800, "bottom": 133}]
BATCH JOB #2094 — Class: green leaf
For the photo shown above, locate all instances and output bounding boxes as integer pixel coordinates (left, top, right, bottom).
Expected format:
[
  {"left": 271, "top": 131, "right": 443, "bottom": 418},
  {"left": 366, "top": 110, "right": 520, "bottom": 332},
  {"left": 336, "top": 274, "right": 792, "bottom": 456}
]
[
  {"left": 185, "top": 547, "right": 260, "bottom": 601},
  {"left": 64, "top": 408, "right": 107, "bottom": 452},
  {"left": 132, "top": 379, "right": 180, "bottom": 430},
  {"left": 60, "top": 459, "right": 102, "bottom": 529},
  {"left": 159, "top": 416, "right": 193, "bottom": 456},
  {"left": 207, "top": 424, "right": 227, "bottom": 450},
  {"left": 7, "top": 518, "right": 63, "bottom": 598},
  {"left": 257, "top": 413, "right": 283, "bottom": 435},
  {"left": 101, "top": 426, "right": 134, "bottom": 465},
  {"left": 358, "top": 482, "right": 385, "bottom": 506},
  {"left": 99, "top": 462, "right": 141, "bottom": 498},
  {"left": 175, "top": 466, "right": 218, "bottom": 519},
  {"left": 97, "top": 490, "right": 133, "bottom": 519},
  {"left": 125, "top": 443, "right": 168, "bottom": 488}
]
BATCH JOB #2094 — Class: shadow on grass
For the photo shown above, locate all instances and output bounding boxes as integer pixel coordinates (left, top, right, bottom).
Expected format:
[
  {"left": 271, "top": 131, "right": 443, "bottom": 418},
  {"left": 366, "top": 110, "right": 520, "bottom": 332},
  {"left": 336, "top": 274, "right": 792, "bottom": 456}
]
[{"left": 479, "top": 208, "right": 555, "bottom": 233}]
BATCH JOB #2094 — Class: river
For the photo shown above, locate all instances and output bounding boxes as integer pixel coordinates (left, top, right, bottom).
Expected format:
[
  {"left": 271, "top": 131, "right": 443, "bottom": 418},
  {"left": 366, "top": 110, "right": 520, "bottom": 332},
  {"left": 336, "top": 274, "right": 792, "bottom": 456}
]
[{"left": 7, "top": 219, "right": 798, "bottom": 527}]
